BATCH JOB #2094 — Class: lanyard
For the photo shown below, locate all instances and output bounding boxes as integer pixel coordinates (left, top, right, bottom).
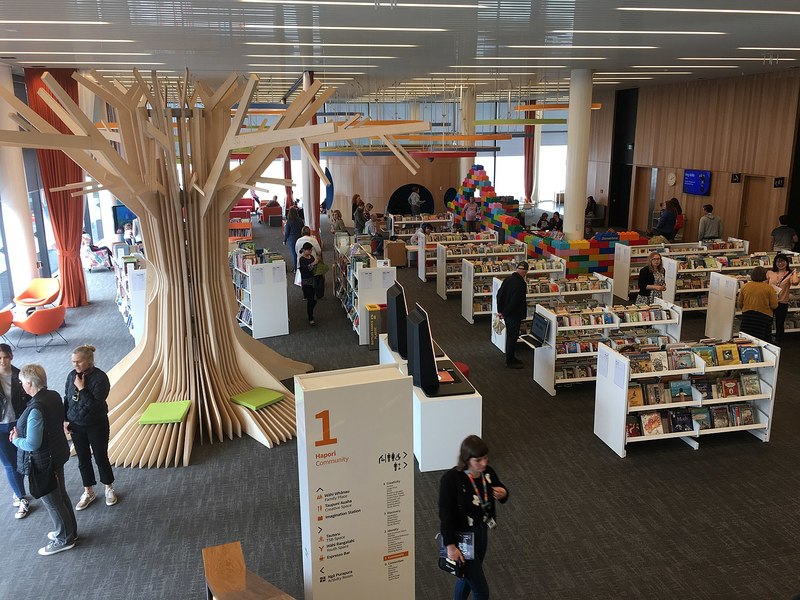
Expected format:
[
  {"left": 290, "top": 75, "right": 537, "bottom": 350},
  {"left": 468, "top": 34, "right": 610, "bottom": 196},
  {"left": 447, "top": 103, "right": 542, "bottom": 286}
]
[{"left": 467, "top": 472, "right": 489, "bottom": 512}]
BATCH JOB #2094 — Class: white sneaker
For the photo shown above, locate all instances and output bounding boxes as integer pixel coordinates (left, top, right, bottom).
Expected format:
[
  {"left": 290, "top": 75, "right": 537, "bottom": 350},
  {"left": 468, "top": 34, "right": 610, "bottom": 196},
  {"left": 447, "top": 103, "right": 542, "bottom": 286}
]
[
  {"left": 38, "top": 540, "right": 75, "bottom": 556},
  {"left": 105, "top": 487, "right": 118, "bottom": 506},
  {"left": 75, "top": 491, "right": 96, "bottom": 511},
  {"left": 12, "top": 495, "right": 21, "bottom": 507},
  {"left": 48, "top": 531, "right": 78, "bottom": 542},
  {"left": 15, "top": 497, "right": 30, "bottom": 519}
]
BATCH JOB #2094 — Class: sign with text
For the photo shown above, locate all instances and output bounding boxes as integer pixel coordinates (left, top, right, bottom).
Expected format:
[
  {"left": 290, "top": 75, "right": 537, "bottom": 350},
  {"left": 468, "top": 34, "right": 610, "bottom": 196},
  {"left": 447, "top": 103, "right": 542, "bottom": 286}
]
[{"left": 296, "top": 365, "right": 414, "bottom": 600}]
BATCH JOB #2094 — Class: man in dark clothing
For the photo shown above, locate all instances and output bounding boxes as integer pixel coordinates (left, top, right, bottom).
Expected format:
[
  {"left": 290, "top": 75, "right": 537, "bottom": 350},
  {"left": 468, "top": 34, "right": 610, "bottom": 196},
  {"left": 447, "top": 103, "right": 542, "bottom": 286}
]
[{"left": 496, "top": 261, "right": 529, "bottom": 368}]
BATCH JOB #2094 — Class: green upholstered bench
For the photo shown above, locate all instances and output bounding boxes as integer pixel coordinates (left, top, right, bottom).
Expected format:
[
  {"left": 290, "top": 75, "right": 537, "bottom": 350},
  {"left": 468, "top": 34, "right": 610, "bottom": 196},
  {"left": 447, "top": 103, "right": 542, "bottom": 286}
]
[
  {"left": 138, "top": 400, "right": 191, "bottom": 425},
  {"left": 230, "top": 388, "right": 284, "bottom": 411}
]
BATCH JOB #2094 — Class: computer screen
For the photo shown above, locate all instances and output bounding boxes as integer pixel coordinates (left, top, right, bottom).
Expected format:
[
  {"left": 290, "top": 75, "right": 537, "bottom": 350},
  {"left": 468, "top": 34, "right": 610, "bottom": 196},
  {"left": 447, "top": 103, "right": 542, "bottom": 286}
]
[
  {"left": 386, "top": 282, "right": 408, "bottom": 358},
  {"left": 406, "top": 303, "right": 438, "bottom": 392},
  {"left": 531, "top": 312, "right": 550, "bottom": 343}
]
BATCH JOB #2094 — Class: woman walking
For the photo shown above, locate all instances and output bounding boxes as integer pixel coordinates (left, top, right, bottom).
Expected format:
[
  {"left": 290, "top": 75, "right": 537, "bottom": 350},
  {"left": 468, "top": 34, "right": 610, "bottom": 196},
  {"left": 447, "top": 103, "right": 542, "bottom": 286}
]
[
  {"left": 284, "top": 206, "right": 304, "bottom": 271},
  {"left": 298, "top": 242, "right": 319, "bottom": 325}
]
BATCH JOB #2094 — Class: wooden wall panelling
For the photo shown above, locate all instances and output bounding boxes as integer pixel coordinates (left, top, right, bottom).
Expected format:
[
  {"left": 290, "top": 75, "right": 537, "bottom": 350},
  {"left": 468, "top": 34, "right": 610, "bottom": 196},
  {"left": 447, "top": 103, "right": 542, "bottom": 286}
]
[
  {"left": 631, "top": 166, "right": 652, "bottom": 232},
  {"left": 588, "top": 90, "right": 615, "bottom": 211}
]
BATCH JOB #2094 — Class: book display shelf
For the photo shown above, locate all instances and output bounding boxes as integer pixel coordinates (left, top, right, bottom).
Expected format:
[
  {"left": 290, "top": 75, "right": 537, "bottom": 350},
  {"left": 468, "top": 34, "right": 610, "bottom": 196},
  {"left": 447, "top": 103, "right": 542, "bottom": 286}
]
[
  {"left": 229, "top": 248, "right": 288, "bottom": 338},
  {"left": 114, "top": 253, "right": 147, "bottom": 344},
  {"left": 594, "top": 333, "right": 779, "bottom": 458},
  {"left": 533, "top": 298, "right": 683, "bottom": 396},
  {"left": 417, "top": 231, "right": 497, "bottom": 282},
  {"left": 611, "top": 241, "right": 702, "bottom": 299},
  {"left": 335, "top": 242, "right": 396, "bottom": 345},
  {"left": 461, "top": 256, "right": 566, "bottom": 323},
  {"left": 228, "top": 218, "right": 253, "bottom": 243},
  {"left": 490, "top": 272, "right": 614, "bottom": 353},
  {"left": 387, "top": 212, "right": 453, "bottom": 241},
  {"left": 436, "top": 239, "right": 527, "bottom": 300}
]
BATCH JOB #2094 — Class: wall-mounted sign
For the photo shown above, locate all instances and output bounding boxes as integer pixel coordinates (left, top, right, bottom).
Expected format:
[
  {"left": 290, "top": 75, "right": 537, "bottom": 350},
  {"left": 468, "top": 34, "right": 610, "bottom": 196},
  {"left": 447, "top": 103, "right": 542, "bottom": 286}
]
[
  {"left": 774, "top": 177, "right": 785, "bottom": 188},
  {"left": 731, "top": 173, "right": 742, "bottom": 184}
]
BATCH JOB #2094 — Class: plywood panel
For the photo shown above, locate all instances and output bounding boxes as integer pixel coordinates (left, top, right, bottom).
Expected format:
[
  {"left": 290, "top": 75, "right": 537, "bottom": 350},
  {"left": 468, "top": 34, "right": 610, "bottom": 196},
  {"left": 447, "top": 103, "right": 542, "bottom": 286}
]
[
  {"left": 588, "top": 90, "right": 615, "bottom": 215},
  {"left": 327, "top": 155, "right": 462, "bottom": 225},
  {"left": 631, "top": 167, "right": 652, "bottom": 232}
]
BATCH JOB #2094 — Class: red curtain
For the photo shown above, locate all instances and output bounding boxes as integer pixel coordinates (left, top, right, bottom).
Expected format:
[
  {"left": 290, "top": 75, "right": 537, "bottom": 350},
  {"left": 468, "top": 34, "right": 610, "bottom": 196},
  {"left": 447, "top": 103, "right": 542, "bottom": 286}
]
[
  {"left": 523, "top": 109, "right": 535, "bottom": 204},
  {"left": 24, "top": 68, "right": 87, "bottom": 307}
]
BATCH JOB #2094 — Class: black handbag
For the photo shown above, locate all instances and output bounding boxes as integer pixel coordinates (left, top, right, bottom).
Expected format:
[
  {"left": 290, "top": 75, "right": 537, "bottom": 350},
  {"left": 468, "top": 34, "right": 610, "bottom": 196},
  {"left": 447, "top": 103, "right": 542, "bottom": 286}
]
[{"left": 28, "top": 457, "right": 57, "bottom": 499}]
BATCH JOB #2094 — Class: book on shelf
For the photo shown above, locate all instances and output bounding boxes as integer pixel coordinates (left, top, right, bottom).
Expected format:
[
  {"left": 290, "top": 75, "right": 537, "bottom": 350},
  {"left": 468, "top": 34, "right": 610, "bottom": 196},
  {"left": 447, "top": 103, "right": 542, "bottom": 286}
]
[
  {"left": 720, "top": 378, "right": 741, "bottom": 398},
  {"left": 626, "top": 416, "right": 642, "bottom": 438},
  {"left": 669, "top": 348, "right": 696, "bottom": 370},
  {"left": 629, "top": 353, "right": 653, "bottom": 374},
  {"left": 738, "top": 344, "right": 763, "bottom": 364},
  {"left": 715, "top": 343, "right": 741, "bottom": 366},
  {"left": 669, "top": 410, "right": 693, "bottom": 432},
  {"left": 640, "top": 411, "right": 664, "bottom": 436},
  {"left": 669, "top": 379, "right": 692, "bottom": 400},
  {"left": 627, "top": 384, "right": 645, "bottom": 408},
  {"left": 693, "top": 380, "right": 713, "bottom": 400},
  {"left": 711, "top": 406, "right": 731, "bottom": 428},
  {"left": 739, "top": 372, "right": 762, "bottom": 396},
  {"left": 691, "top": 407, "right": 711, "bottom": 430},
  {"left": 736, "top": 403, "right": 755, "bottom": 426},
  {"left": 644, "top": 382, "right": 666, "bottom": 405},
  {"left": 692, "top": 345, "right": 717, "bottom": 367},
  {"left": 649, "top": 351, "right": 669, "bottom": 372}
]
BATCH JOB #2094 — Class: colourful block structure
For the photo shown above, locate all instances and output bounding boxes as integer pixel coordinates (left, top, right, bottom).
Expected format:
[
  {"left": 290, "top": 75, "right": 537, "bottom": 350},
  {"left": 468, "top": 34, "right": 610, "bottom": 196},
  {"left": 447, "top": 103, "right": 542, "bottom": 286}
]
[{"left": 529, "top": 232, "right": 650, "bottom": 278}]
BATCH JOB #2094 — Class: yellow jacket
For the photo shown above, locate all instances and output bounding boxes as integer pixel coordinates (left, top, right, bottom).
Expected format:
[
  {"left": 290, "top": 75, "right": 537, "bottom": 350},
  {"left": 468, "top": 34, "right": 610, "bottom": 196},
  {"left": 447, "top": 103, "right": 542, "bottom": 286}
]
[{"left": 737, "top": 281, "right": 778, "bottom": 316}]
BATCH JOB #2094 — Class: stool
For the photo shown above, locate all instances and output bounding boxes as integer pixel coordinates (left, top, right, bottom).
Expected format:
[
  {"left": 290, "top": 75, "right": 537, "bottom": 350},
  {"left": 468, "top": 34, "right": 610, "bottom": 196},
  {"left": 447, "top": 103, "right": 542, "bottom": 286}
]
[
  {"left": 268, "top": 215, "right": 282, "bottom": 227},
  {"left": 452, "top": 361, "right": 470, "bottom": 378}
]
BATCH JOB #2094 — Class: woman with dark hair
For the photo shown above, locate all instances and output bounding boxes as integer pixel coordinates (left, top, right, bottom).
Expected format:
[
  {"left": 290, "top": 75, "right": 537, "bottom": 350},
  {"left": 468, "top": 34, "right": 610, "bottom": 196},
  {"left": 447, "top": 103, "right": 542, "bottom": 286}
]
[
  {"left": 766, "top": 254, "right": 800, "bottom": 342},
  {"left": 439, "top": 435, "right": 508, "bottom": 600},
  {"left": 738, "top": 266, "right": 778, "bottom": 341},
  {"left": 548, "top": 211, "right": 563, "bottom": 232},
  {"left": 351, "top": 194, "right": 362, "bottom": 220},
  {"left": 64, "top": 345, "right": 117, "bottom": 511},
  {"left": 585, "top": 195, "right": 597, "bottom": 217},
  {"left": 653, "top": 199, "right": 678, "bottom": 240},
  {"left": 353, "top": 199, "right": 366, "bottom": 234},
  {"left": 298, "top": 242, "right": 319, "bottom": 325},
  {"left": 637, "top": 251, "right": 666, "bottom": 303},
  {"left": 536, "top": 212, "right": 549, "bottom": 229},
  {"left": 0, "top": 343, "right": 31, "bottom": 519},
  {"left": 12, "top": 364, "right": 77, "bottom": 555},
  {"left": 284, "top": 206, "right": 304, "bottom": 271}
]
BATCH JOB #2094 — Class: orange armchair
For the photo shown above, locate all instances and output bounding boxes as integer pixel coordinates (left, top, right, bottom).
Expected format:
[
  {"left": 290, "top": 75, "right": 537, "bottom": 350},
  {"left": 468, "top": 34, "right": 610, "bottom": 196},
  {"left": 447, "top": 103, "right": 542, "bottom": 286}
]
[
  {"left": 13, "top": 305, "right": 67, "bottom": 353},
  {"left": 13, "top": 278, "right": 61, "bottom": 308},
  {"left": 0, "top": 309, "right": 13, "bottom": 347}
]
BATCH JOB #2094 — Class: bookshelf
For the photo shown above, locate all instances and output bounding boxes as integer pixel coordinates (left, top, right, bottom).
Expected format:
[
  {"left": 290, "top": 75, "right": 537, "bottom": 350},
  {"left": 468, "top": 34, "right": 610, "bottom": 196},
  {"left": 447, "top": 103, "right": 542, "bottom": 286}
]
[
  {"left": 229, "top": 249, "right": 288, "bottom": 338},
  {"left": 532, "top": 298, "right": 683, "bottom": 396},
  {"left": 593, "top": 333, "right": 779, "bottom": 458},
  {"left": 611, "top": 241, "right": 702, "bottom": 300},
  {"left": 461, "top": 256, "right": 565, "bottom": 323},
  {"left": 228, "top": 219, "right": 253, "bottom": 242},
  {"left": 416, "top": 231, "right": 497, "bottom": 282},
  {"left": 436, "top": 239, "right": 527, "bottom": 300},
  {"left": 114, "top": 254, "right": 147, "bottom": 344},
  {"left": 387, "top": 212, "right": 453, "bottom": 240},
  {"left": 490, "top": 273, "right": 614, "bottom": 353}
]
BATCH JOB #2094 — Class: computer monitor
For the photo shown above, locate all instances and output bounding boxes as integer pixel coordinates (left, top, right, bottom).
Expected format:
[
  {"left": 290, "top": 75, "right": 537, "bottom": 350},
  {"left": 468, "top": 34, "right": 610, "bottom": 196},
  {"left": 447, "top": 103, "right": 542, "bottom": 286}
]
[
  {"left": 386, "top": 282, "right": 408, "bottom": 358},
  {"left": 531, "top": 312, "right": 550, "bottom": 344},
  {"left": 112, "top": 203, "right": 138, "bottom": 234},
  {"left": 406, "top": 303, "right": 439, "bottom": 392}
]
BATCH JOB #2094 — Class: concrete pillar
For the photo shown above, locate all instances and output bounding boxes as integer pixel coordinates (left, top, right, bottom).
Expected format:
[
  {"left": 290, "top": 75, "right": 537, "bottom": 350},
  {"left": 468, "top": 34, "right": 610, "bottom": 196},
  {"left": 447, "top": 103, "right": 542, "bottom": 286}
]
[
  {"left": 459, "top": 85, "right": 477, "bottom": 180},
  {"left": 0, "top": 64, "right": 38, "bottom": 289},
  {"left": 564, "top": 68, "right": 593, "bottom": 240}
]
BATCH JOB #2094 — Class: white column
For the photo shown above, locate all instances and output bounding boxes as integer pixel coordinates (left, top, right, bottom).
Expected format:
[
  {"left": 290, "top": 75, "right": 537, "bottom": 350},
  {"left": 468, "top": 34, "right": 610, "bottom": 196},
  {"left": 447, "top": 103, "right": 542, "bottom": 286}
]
[
  {"left": 459, "top": 85, "right": 477, "bottom": 178},
  {"left": 564, "top": 69, "right": 593, "bottom": 240},
  {"left": 0, "top": 64, "right": 38, "bottom": 288},
  {"left": 300, "top": 71, "right": 318, "bottom": 233}
]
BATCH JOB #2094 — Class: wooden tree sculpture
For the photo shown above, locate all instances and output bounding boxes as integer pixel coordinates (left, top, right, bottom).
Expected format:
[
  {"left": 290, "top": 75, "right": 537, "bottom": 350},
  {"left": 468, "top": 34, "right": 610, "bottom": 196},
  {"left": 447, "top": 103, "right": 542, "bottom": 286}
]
[{"left": 0, "top": 69, "right": 429, "bottom": 466}]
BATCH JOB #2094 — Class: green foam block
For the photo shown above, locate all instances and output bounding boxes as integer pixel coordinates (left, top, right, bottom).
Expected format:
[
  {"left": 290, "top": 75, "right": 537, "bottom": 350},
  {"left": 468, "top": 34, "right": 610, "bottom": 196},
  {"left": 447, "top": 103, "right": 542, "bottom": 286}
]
[
  {"left": 230, "top": 387, "right": 284, "bottom": 411},
  {"left": 138, "top": 400, "right": 191, "bottom": 425}
]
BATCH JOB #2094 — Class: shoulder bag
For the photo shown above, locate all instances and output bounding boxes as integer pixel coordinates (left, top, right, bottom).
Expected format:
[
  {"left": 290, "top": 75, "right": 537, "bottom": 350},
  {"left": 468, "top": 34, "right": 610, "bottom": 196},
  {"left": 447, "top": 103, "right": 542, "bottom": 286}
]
[{"left": 29, "top": 455, "right": 57, "bottom": 499}]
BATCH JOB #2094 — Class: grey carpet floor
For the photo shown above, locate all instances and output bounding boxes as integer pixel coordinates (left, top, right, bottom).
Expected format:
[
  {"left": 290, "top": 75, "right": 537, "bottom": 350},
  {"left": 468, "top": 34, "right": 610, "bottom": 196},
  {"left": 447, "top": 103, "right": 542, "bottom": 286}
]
[{"left": 1, "top": 216, "right": 799, "bottom": 599}]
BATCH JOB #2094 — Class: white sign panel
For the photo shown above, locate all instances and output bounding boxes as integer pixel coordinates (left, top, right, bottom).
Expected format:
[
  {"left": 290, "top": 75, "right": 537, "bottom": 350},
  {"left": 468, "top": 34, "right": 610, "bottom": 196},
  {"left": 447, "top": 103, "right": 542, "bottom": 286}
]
[{"left": 296, "top": 365, "right": 414, "bottom": 600}]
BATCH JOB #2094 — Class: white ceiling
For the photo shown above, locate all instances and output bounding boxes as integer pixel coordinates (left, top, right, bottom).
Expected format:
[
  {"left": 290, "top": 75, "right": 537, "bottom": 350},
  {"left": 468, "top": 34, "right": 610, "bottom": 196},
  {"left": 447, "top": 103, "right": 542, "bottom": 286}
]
[{"left": 1, "top": 0, "right": 799, "bottom": 103}]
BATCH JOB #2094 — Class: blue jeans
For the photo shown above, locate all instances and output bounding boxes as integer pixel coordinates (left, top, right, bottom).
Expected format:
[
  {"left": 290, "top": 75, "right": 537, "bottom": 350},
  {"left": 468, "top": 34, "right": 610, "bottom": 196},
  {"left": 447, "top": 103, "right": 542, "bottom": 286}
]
[
  {"left": 287, "top": 236, "right": 299, "bottom": 270},
  {"left": 41, "top": 466, "right": 77, "bottom": 544},
  {"left": 454, "top": 524, "right": 489, "bottom": 600},
  {"left": 0, "top": 422, "right": 25, "bottom": 498}
]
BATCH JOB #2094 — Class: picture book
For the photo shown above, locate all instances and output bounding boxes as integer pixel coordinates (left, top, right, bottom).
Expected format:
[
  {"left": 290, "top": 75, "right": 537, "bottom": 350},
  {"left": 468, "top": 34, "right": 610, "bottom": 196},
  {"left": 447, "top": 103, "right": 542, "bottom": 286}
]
[
  {"left": 670, "top": 348, "right": 696, "bottom": 370},
  {"left": 739, "top": 372, "right": 762, "bottom": 396},
  {"left": 649, "top": 351, "right": 669, "bottom": 372},
  {"left": 738, "top": 345, "right": 763, "bottom": 364},
  {"left": 693, "top": 380, "right": 713, "bottom": 400},
  {"left": 711, "top": 406, "right": 731, "bottom": 428},
  {"left": 669, "top": 410, "right": 694, "bottom": 433},
  {"left": 629, "top": 353, "right": 654, "bottom": 374},
  {"left": 669, "top": 379, "right": 693, "bottom": 400},
  {"left": 737, "top": 403, "right": 755, "bottom": 426},
  {"left": 626, "top": 416, "right": 642, "bottom": 438},
  {"left": 720, "top": 378, "right": 741, "bottom": 398},
  {"left": 627, "top": 384, "right": 645, "bottom": 408},
  {"left": 692, "top": 345, "right": 717, "bottom": 367},
  {"left": 691, "top": 407, "right": 711, "bottom": 430},
  {"left": 715, "top": 343, "right": 741, "bottom": 366},
  {"left": 640, "top": 411, "right": 665, "bottom": 436},
  {"left": 644, "top": 383, "right": 665, "bottom": 405}
]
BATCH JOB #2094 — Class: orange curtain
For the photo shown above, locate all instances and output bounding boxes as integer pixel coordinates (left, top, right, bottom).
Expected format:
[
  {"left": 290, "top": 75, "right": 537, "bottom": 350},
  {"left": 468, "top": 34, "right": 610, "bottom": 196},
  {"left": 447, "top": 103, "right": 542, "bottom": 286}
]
[
  {"left": 283, "top": 146, "right": 293, "bottom": 205},
  {"left": 523, "top": 109, "right": 535, "bottom": 204},
  {"left": 24, "top": 68, "right": 86, "bottom": 307}
]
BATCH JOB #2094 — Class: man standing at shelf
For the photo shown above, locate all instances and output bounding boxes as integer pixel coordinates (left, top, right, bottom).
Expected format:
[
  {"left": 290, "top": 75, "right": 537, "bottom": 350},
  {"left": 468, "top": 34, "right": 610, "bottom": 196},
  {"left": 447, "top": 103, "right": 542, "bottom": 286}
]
[
  {"left": 408, "top": 186, "right": 421, "bottom": 217},
  {"left": 496, "top": 261, "right": 529, "bottom": 369}
]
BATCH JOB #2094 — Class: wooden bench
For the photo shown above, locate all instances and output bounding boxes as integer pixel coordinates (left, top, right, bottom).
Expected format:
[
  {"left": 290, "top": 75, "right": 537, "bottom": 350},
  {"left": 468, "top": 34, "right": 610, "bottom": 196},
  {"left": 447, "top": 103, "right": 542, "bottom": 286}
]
[{"left": 202, "top": 541, "right": 295, "bottom": 600}]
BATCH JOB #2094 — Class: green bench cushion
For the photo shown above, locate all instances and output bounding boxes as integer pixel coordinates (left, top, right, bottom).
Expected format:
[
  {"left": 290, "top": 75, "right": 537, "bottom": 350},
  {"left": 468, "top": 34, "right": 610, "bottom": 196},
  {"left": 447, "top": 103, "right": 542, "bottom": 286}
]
[
  {"left": 230, "top": 387, "right": 284, "bottom": 411},
  {"left": 139, "top": 400, "right": 192, "bottom": 425}
]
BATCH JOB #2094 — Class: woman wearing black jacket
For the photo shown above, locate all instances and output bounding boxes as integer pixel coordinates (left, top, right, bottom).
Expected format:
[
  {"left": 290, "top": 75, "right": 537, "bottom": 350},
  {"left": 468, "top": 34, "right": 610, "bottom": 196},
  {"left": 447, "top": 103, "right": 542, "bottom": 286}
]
[
  {"left": 0, "top": 343, "right": 31, "bottom": 518},
  {"left": 63, "top": 345, "right": 117, "bottom": 511},
  {"left": 637, "top": 251, "right": 666, "bottom": 303},
  {"left": 439, "top": 435, "right": 508, "bottom": 600}
]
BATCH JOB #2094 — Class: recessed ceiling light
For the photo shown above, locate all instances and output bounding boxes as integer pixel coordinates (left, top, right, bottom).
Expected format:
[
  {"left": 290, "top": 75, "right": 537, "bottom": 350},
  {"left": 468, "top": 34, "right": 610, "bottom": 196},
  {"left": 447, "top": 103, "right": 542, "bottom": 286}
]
[
  {"left": 18, "top": 61, "right": 164, "bottom": 65},
  {"left": 739, "top": 47, "right": 800, "bottom": 51},
  {"left": 250, "top": 70, "right": 365, "bottom": 75},
  {"left": 0, "top": 51, "right": 150, "bottom": 56},
  {"left": 474, "top": 57, "right": 605, "bottom": 61},
  {"left": 632, "top": 65, "right": 738, "bottom": 68},
  {"left": 0, "top": 20, "right": 109, "bottom": 25},
  {"left": 506, "top": 45, "right": 657, "bottom": 50},
  {"left": 247, "top": 63, "right": 379, "bottom": 68},
  {"left": 245, "top": 25, "right": 447, "bottom": 32},
  {"left": 679, "top": 57, "right": 795, "bottom": 61},
  {"left": 245, "top": 42, "right": 417, "bottom": 48},
  {"left": 242, "top": 0, "right": 485, "bottom": 6},
  {"left": 552, "top": 30, "right": 725, "bottom": 35},
  {"left": 596, "top": 71, "right": 692, "bottom": 75},
  {"left": 619, "top": 7, "right": 800, "bottom": 16},
  {"left": 0, "top": 38, "right": 134, "bottom": 42},
  {"left": 246, "top": 54, "right": 395, "bottom": 59},
  {"left": 593, "top": 77, "right": 653, "bottom": 80},
  {"left": 449, "top": 65, "right": 567, "bottom": 69}
]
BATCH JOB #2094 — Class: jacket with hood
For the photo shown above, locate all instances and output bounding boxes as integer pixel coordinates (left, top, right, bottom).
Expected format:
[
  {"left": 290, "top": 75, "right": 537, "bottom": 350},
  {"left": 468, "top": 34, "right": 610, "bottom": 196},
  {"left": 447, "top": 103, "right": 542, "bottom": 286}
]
[{"left": 698, "top": 214, "right": 723, "bottom": 240}]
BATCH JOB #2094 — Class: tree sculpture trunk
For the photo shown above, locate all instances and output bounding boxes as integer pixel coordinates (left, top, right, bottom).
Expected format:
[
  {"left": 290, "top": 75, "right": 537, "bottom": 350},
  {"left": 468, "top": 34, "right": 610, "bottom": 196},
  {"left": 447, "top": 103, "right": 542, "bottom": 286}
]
[{"left": 0, "top": 68, "right": 429, "bottom": 466}]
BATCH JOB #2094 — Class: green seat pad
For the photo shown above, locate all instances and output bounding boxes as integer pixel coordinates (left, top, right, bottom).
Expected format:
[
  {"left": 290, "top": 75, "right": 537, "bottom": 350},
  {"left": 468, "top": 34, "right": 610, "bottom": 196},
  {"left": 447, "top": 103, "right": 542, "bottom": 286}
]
[
  {"left": 230, "top": 387, "right": 284, "bottom": 411},
  {"left": 138, "top": 400, "right": 191, "bottom": 425}
]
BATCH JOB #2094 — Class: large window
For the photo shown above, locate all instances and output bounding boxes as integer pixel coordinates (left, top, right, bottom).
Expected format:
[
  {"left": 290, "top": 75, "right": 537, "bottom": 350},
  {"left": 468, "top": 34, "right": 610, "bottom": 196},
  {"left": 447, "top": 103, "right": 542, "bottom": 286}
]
[
  {"left": 0, "top": 199, "right": 13, "bottom": 308},
  {"left": 28, "top": 190, "right": 58, "bottom": 277}
]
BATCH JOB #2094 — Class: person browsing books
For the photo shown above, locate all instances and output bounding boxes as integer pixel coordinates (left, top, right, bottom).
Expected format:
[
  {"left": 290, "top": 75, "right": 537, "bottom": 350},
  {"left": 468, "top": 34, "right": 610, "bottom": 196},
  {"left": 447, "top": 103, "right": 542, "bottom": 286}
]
[
  {"left": 438, "top": 435, "right": 508, "bottom": 600},
  {"left": 464, "top": 199, "right": 479, "bottom": 233},
  {"left": 536, "top": 212, "right": 549, "bottom": 229},
  {"left": 409, "top": 223, "right": 432, "bottom": 246},
  {"left": 765, "top": 253, "right": 800, "bottom": 343},
  {"left": 496, "top": 261, "right": 529, "bottom": 369},
  {"left": 738, "top": 266, "right": 778, "bottom": 342},
  {"left": 637, "top": 251, "right": 666, "bottom": 303},
  {"left": 298, "top": 242, "right": 319, "bottom": 325}
]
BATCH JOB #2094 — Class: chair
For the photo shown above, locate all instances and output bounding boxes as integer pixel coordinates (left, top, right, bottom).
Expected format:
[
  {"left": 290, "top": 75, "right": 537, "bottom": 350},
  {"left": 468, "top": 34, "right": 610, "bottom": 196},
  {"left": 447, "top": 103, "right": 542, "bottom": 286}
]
[
  {"left": 13, "top": 278, "right": 61, "bottom": 308},
  {"left": 0, "top": 309, "right": 13, "bottom": 348},
  {"left": 12, "top": 305, "right": 67, "bottom": 353},
  {"left": 202, "top": 541, "right": 295, "bottom": 600}
]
